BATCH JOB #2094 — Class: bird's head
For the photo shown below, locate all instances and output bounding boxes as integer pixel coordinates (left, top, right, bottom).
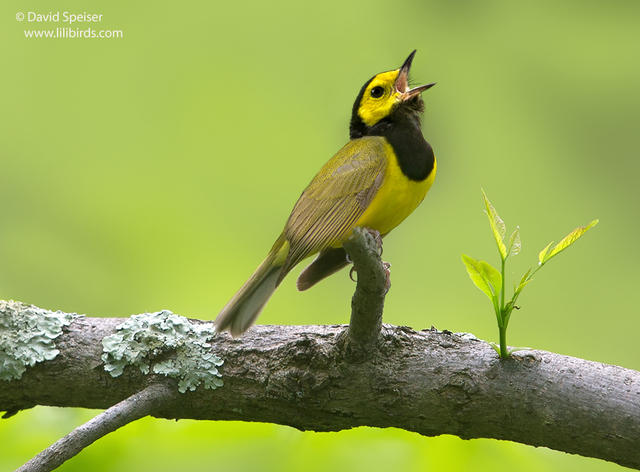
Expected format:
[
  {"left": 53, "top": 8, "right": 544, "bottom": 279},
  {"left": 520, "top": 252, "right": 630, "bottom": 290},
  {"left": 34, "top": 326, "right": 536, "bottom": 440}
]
[{"left": 350, "top": 50, "right": 435, "bottom": 138}]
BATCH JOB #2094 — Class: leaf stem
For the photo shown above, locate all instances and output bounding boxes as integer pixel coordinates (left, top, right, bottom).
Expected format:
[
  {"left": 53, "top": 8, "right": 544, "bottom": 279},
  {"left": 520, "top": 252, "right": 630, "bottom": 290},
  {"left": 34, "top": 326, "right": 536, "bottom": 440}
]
[
  {"left": 499, "top": 323, "right": 508, "bottom": 358},
  {"left": 500, "top": 257, "right": 506, "bottom": 314},
  {"left": 492, "top": 296, "right": 502, "bottom": 330},
  {"left": 498, "top": 256, "right": 507, "bottom": 357}
]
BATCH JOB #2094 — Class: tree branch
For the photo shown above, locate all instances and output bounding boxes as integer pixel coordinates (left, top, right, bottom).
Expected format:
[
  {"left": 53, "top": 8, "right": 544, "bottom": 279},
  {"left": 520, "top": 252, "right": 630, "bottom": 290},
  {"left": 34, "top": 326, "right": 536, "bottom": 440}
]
[
  {"left": 1, "top": 307, "right": 639, "bottom": 469},
  {"left": 1, "top": 233, "right": 639, "bottom": 470},
  {"left": 343, "top": 228, "right": 388, "bottom": 351},
  {"left": 16, "top": 383, "right": 176, "bottom": 472}
]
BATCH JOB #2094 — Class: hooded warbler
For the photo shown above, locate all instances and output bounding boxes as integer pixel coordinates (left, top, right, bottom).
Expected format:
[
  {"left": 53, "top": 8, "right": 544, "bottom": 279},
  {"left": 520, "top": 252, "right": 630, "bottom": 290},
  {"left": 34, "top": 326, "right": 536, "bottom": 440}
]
[{"left": 215, "top": 50, "right": 436, "bottom": 335}]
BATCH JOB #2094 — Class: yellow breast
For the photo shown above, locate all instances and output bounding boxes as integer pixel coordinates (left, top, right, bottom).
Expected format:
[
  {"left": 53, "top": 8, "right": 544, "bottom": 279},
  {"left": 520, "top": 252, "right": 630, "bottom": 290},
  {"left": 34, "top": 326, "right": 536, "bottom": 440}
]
[{"left": 353, "top": 138, "right": 436, "bottom": 236}]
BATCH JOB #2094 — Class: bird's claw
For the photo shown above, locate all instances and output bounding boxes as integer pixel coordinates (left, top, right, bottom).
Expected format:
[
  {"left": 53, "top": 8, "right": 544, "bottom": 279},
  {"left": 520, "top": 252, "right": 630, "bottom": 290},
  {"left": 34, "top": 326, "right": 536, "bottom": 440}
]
[
  {"left": 382, "top": 261, "right": 391, "bottom": 294},
  {"left": 348, "top": 228, "right": 388, "bottom": 289},
  {"left": 349, "top": 260, "right": 391, "bottom": 294},
  {"left": 366, "top": 228, "right": 384, "bottom": 257}
]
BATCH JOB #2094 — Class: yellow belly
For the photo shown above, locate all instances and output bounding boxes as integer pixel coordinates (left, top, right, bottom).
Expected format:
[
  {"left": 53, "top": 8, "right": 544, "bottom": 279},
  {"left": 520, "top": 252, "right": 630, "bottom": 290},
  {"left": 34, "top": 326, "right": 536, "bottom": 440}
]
[{"left": 353, "top": 139, "right": 436, "bottom": 236}]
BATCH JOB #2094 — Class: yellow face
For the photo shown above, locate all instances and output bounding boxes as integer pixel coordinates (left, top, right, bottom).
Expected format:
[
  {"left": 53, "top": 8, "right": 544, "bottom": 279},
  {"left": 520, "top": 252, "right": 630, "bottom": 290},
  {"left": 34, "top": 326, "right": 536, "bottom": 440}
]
[{"left": 357, "top": 70, "right": 402, "bottom": 127}]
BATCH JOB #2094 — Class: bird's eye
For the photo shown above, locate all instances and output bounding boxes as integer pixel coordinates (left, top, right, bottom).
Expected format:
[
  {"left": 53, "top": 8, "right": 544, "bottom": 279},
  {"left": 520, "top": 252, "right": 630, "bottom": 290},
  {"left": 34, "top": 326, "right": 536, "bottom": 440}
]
[{"left": 370, "top": 86, "right": 385, "bottom": 98}]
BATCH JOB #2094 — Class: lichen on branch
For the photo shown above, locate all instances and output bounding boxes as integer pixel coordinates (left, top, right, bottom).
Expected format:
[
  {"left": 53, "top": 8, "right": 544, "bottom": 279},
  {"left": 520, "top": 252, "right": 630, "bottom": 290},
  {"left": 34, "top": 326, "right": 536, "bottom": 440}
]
[
  {"left": 0, "top": 300, "right": 79, "bottom": 381},
  {"left": 1, "top": 303, "right": 640, "bottom": 470},
  {"left": 101, "top": 311, "right": 223, "bottom": 393}
]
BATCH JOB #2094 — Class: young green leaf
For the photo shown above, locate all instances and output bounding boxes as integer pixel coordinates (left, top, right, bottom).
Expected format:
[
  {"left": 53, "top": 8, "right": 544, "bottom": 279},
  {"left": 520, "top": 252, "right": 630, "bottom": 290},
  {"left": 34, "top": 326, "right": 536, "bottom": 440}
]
[
  {"left": 508, "top": 226, "right": 521, "bottom": 257},
  {"left": 461, "top": 254, "right": 502, "bottom": 300},
  {"left": 488, "top": 342, "right": 502, "bottom": 355},
  {"left": 516, "top": 268, "right": 532, "bottom": 294},
  {"left": 538, "top": 242, "right": 553, "bottom": 265},
  {"left": 503, "top": 301, "right": 515, "bottom": 319},
  {"left": 545, "top": 219, "right": 599, "bottom": 262},
  {"left": 481, "top": 190, "right": 507, "bottom": 260}
]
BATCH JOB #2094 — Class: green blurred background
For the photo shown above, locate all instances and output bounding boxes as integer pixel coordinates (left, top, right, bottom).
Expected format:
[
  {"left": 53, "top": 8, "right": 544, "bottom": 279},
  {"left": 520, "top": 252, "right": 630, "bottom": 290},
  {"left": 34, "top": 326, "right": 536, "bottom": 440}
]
[{"left": 1, "top": 0, "right": 638, "bottom": 470}]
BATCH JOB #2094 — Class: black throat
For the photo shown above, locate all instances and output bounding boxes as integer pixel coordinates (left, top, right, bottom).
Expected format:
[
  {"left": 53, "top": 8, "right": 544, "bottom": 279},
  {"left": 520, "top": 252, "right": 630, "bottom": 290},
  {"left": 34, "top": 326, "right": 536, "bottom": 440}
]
[{"left": 349, "top": 97, "right": 434, "bottom": 182}]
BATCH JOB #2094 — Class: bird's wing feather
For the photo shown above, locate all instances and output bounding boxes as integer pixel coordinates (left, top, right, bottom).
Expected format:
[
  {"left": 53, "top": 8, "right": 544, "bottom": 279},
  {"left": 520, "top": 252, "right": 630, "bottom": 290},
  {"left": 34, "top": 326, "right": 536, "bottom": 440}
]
[{"left": 280, "top": 136, "right": 388, "bottom": 278}]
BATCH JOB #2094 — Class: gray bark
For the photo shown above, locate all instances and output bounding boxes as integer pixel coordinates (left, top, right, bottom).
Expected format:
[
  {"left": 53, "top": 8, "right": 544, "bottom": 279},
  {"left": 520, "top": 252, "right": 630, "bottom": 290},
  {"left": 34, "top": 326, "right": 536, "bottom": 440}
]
[
  {"left": 1, "top": 228, "right": 639, "bottom": 470},
  {"left": 1, "top": 314, "right": 639, "bottom": 469}
]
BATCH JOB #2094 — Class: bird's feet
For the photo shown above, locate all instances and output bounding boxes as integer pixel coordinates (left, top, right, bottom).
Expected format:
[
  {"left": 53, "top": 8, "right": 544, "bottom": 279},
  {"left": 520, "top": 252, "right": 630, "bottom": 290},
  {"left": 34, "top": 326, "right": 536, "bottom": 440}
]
[
  {"left": 349, "top": 259, "right": 391, "bottom": 294},
  {"left": 345, "top": 228, "right": 383, "bottom": 264},
  {"left": 347, "top": 227, "right": 390, "bottom": 292},
  {"left": 366, "top": 228, "right": 384, "bottom": 257},
  {"left": 382, "top": 261, "right": 391, "bottom": 294}
]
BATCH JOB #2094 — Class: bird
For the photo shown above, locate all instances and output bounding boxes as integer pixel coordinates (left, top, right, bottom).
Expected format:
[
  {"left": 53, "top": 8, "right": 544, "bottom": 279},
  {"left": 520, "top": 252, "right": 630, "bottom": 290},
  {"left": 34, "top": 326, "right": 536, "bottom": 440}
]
[{"left": 214, "top": 50, "right": 437, "bottom": 336}]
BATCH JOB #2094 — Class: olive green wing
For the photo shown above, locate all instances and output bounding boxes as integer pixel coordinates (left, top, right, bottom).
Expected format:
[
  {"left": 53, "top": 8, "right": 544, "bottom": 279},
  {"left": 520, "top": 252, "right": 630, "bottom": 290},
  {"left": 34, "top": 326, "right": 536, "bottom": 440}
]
[{"left": 279, "top": 136, "right": 388, "bottom": 280}]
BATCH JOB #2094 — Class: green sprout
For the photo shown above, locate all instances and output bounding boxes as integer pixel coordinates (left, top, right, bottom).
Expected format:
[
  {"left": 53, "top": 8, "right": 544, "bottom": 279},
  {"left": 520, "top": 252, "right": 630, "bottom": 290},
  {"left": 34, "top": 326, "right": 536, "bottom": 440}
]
[{"left": 462, "top": 190, "right": 598, "bottom": 358}]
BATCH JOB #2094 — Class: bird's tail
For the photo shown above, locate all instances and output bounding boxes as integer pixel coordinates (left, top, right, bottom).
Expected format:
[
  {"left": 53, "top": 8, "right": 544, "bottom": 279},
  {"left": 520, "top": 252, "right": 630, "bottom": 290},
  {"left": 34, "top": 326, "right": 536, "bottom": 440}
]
[{"left": 214, "top": 236, "right": 289, "bottom": 336}]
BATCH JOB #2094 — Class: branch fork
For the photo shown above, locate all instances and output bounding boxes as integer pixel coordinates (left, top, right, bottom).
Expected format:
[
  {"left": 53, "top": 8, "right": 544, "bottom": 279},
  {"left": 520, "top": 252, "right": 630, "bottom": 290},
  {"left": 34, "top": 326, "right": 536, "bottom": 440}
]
[{"left": 2, "top": 232, "right": 639, "bottom": 471}]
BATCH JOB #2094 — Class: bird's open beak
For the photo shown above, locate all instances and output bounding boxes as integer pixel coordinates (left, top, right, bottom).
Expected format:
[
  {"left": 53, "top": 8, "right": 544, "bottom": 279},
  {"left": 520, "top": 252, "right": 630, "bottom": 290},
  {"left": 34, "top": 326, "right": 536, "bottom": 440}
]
[{"left": 395, "top": 50, "right": 436, "bottom": 101}]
